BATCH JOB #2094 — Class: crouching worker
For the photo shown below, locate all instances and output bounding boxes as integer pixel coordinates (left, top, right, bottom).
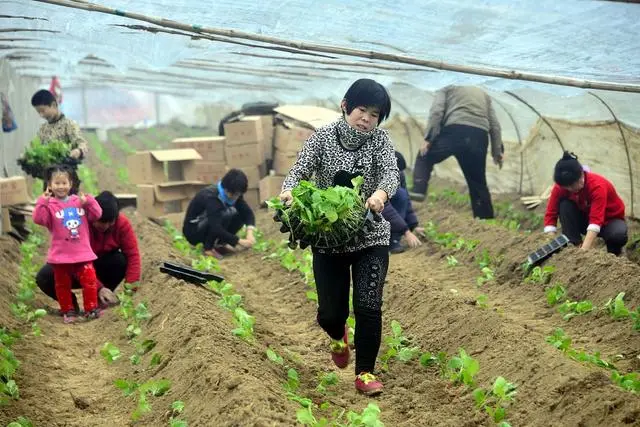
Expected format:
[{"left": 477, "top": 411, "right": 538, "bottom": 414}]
[
  {"left": 381, "top": 151, "right": 423, "bottom": 253},
  {"left": 544, "top": 151, "right": 628, "bottom": 255},
  {"left": 182, "top": 169, "right": 256, "bottom": 259},
  {"left": 36, "top": 190, "right": 142, "bottom": 311}
]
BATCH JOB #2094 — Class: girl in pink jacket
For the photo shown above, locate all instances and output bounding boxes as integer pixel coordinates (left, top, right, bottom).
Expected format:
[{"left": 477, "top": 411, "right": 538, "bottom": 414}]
[{"left": 33, "top": 165, "right": 103, "bottom": 323}]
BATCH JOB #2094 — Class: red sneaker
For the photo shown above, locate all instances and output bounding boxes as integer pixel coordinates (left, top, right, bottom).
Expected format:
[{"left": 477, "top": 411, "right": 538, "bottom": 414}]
[
  {"left": 62, "top": 311, "right": 78, "bottom": 324},
  {"left": 355, "top": 372, "right": 383, "bottom": 396},
  {"left": 84, "top": 308, "right": 102, "bottom": 321},
  {"left": 330, "top": 326, "right": 350, "bottom": 369}
]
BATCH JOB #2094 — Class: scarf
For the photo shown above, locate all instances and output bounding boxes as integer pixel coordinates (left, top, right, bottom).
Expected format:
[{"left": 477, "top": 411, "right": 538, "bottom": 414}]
[
  {"left": 336, "top": 117, "right": 379, "bottom": 150},
  {"left": 217, "top": 181, "right": 236, "bottom": 206}
]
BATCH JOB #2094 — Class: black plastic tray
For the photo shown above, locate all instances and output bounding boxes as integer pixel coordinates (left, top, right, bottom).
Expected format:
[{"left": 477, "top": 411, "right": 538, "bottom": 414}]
[
  {"left": 160, "top": 261, "right": 224, "bottom": 286},
  {"left": 526, "top": 234, "right": 570, "bottom": 266}
]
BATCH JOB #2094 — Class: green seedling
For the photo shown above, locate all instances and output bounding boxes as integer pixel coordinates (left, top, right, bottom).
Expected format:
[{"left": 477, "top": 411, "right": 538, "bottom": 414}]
[
  {"left": 219, "top": 293, "right": 243, "bottom": 311},
  {"left": 169, "top": 400, "right": 188, "bottom": 427},
  {"left": 476, "top": 294, "right": 489, "bottom": 309},
  {"left": 604, "top": 292, "right": 631, "bottom": 319},
  {"left": 557, "top": 299, "right": 594, "bottom": 321},
  {"left": 445, "top": 348, "right": 480, "bottom": 387},
  {"left": 545, "top": 284, "right": 567, "bottom": 306},
  {"left": 100, "top": 342, "right": 122, "bottom": 364},
  {"left": 419, "top": 351, "right": 445, "bottom": 369},
  {"left": 345, "top": 402, "right": 384, "bottom": 427},
  {"left": 192, "top": 255, "right": 221, "bottom": 273},
  {"left": 115, "top": 378, "right": 172, "bottom": 421},
  {"left": 546, "top": 328, "right": 572, "bottom": 352},
  {"left": 473, "top": 376, "right": 517, "bottom": 425},
  {"left": 476, "top": 267, "right": 495, "bottom": 286},
  {"left": 632, "top": 308, "right": 640, "bottom": 331},
  {"left": 6, "top": 417, "right": 34, "bottom": 427},
  {"left": 77, "top": 165, "right": 100, "bottom": 194},
  {"left": 117, "top": 167, "right": 129, "bottom": 184},
  {"left": 266, "top": 347, "right": 284, "bottom": 365},
  {"left": 446, "top": 255, "right": 459, "bottom": 267},
  {"left": 380, "top": 320, "right": 420, "bottom": 371},
  {"left": 149, "top": 353, "right": 163, "bottom": 367},
  {"left": 316, "top": 372, "right": 339, "bottom": 394},
  {"left": 232, "top": 307, "right": 255, "bottom": 341},
  {"left": 611, "top": 371, "right": 640, "bottom": 393},
  {"left": 477, "top": 249, "right": 492, "bottom": 269},
  {"left": 524, "top": 265, "right": 555, "bottom": 285}
]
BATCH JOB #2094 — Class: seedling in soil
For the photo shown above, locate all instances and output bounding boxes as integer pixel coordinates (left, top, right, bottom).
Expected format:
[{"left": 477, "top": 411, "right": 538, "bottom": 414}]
[
  {"left": 6, "top": 417, "right": 33, "bottom": 427},
  {"left": 114, "top": 378, "right": 172, "bottom": 421},
  {"left": 315, "top": 372, "right": 339, "bottom": 394},
  {"left": 524, "top": 265, "right": 555, "bottom": 285},
  {"left": 266, "top": 347, "right": 284, "bottom": 365},
  {"left": 604, "top": 292, "right": 631, "bottom": 319},
  {"left": 168, "top": 400, "right": 188, "bottom": 427},
  {"left": 232, "top": 307, "right": 255, "bottom": 341},
  {"left": 100, "top": 342, "right": 122, "bottom": 364},
  {"left": 611, "top": 371, "right": 640, "bottom": 393},
  {"left": 476, "top": 294, "right": 489, "bottom": 309},
  {"left": 445, "top": 348, "right": 480, "bottom": 387},
  {"left": 473, "top": 376, "right": 517, "bottom": 426},
  {"left": 380, "top": 320, "right": 421, "bottom": 371},
  {"left": 419, "top": 351, "right": 446, "bottom": 369},
  {"left": 545, "top": 284, "right": 567, "bottom": 306},
  {"left": 191, "top": 255, "right": 221, "bottom": 273},
  {"left": 1, "top": 328, "right": 21, "bottom": 404},
  {"left": 345, "top": 402, "right": 384, "bottom": 427},
  {"left": 546, "top": 328, "right": 572, "bottom": 352},
  {"left": 476, "top": 249, "right": 493, "bottom": 269},
  {"left": 446, "top": 255, "right": 459, "bottom": 267},
  {"left": 476, "top": 267, "right": 495, "bottom": 286},
  {"left": 557, "top": 299, "right": 594, "bottom": 321},
  {"left": 149, "top": 353, "right": 163, "bottom": 367}
]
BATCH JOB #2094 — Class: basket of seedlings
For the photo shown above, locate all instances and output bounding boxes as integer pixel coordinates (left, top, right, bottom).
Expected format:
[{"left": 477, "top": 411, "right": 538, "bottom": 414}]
[
  {"left": 17, "top": 138, "right": 79, "bottom": 179},
  {"left": 267, "top": 176, "right": 380, "bottom": 249}
]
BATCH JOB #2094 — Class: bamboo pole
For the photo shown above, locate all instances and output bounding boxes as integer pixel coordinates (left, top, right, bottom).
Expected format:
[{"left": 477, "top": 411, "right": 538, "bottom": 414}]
[
  {"left": 31, "top": 0, "right": 640, "bottom": 93},
  {"left": 505, "top": 91, "right": 566, "bottom": 151},
  {"left": 588, "top": 91, "right": 635, "bottom": 217}
]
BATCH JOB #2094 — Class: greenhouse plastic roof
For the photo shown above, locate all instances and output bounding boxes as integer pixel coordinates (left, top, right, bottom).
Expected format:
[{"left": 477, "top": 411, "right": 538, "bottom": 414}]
[{"left": 2, "top": 0, "right": 640, "bottom": 103}]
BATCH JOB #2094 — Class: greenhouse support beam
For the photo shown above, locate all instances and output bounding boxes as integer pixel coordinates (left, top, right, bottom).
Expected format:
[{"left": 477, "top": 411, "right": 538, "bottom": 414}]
[
  {"left": 31, "top": 0, "right": 640, "bottom": 93},
  {"left": 504, "top": 91, "right": 565, "bottom": 152}
]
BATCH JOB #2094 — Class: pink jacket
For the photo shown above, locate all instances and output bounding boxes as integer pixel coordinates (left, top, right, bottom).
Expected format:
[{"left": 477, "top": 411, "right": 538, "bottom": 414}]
[{"left": 33, "top": 194, "right": 102, "bottom": 264}]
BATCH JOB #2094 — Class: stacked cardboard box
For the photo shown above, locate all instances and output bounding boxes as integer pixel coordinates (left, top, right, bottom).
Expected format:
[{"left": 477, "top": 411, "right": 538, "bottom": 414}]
[
  {"left": 127, "top": 149, "right": 206, "bottom": 218},
  {"left": 0, "top": 176, "right": 30, "bottom": 234},
  {"left": 172, "top": 136, "right": 227, "bottom": 184}
]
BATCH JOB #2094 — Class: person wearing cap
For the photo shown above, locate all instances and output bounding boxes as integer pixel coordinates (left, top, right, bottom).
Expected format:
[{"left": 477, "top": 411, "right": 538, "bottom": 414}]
[
  {"left": 182, "top": 168, "right": 255, "bottom": 259},
  {"left": 544, "top": 151, "right": 628, "bottom": 255}
]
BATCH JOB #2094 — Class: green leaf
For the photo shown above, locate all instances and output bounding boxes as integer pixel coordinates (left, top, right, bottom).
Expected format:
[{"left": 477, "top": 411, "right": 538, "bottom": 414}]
[
  {"left": 296, "top": 407, "right": 317, "bottom": 425},
  {"left": 171, "top": 400, "right": 185, "bottom": 414},
  {"left": 266, "top": 348, "right": 284, "bottom": 365},
  {"left": 149, "top": 353, "right": 162, "bottom": 367}
]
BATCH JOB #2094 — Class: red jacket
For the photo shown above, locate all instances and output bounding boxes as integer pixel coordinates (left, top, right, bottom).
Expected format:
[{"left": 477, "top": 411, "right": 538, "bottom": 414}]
[
  {"left": 544, "top": 171, "right": 625, "bottom": 233},
  {"left": 89, "top": 213, "right": 141, "bottom": 283}
]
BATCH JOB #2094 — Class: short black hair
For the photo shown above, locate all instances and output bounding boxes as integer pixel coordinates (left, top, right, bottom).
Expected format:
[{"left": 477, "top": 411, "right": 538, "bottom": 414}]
[
  {"left": 45, "top": 164, "right": 77, "bottom": 186},
  {"left": 394, "top": 151, "right": 406, "bottom": 171},
  {"left": 95, "top": 191, "right": 120, "bottom": 222},
  {"left": 342, "top": 79, "right": 391, "bottom": 124},
  {"left": 554, "top": 151, "right": 583, "bottom": 186},
  {"left": 31, "top": 89, "right": 57, "bottom": 107},
  {"left": 222, "top": 168, "right": 248, "bottom": 194}
]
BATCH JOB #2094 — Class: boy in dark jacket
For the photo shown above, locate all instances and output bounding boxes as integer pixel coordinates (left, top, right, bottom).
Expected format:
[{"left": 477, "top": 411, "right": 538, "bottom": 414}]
[
  {"left": 182, "top": 169, "right": 256, "bottom": 259},
  {"left": 382, "top": 151, "right": 423, "bottom": 253}
]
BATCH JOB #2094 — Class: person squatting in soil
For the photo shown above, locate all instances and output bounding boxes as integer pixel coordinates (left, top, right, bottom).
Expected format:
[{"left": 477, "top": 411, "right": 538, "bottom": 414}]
[
  {"left": 182, "top": 168, "right": 256, "bottom": 259},
  {"left": 36, "top": 190, "right": 142, "bottom": 310},
  {"left": 544, "top": 151, "right": 628, "bottom": 255},
  {"left": 32, "top": 164, "right": 103, "bottom": 323},
  {"left": 31, "top": 89, "right": 88, "bottom": 194},
  {"left": 381, "top": 151, "right": 424, "bottom": 254},
  {"left": 279, "top": 78, "right": 399, "bottom": 396},
  {"left": 410, "top": 85, "right": 504, "bottom": 219}
]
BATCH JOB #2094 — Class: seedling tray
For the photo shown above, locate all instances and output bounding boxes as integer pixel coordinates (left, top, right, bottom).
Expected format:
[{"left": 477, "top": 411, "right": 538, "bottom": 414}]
[
  {"left": 526, "top": 234, "right": 570, "bottom": 266},
  {"left": 160, "top": 261, "right": 224, "bottom": 285}
]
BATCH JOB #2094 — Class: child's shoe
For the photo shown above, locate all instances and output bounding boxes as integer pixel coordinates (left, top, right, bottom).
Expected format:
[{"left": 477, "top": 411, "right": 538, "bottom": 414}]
[
  {"left": 330, "top": 326, "right": 350, "bottom": 369},
  {"left": 62, "top": 311, "right": 78, "bottom": 324},
  {"left": 354, "top": 372, "right": 383, "bottom": 396}
]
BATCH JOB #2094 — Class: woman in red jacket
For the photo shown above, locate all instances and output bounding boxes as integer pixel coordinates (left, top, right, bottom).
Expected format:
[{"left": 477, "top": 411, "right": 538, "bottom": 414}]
[
  {"left": 36, "top": 191, "right": 141, "bottom": 310},
  {"left": 544, "top": 152, "right": 628, "bottom": 255}
]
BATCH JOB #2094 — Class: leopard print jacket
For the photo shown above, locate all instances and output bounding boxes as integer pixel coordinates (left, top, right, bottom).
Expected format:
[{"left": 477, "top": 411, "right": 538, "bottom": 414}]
[{"left": 282, "top": 118, "right": 399, "bottom": 253}]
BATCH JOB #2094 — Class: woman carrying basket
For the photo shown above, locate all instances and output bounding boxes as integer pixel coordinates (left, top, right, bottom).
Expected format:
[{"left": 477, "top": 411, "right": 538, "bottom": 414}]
[{"left": 279, "top": 79, "right": 399, "bottom": 395}]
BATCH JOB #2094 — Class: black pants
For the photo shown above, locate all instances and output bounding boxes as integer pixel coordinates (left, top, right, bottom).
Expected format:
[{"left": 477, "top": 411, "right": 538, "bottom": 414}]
[
  {"left": 36, "top": 250, "right": 128, "bottom": 307},
  {"left": 184, "top": 213, "right": 244, "bottom": 250},
  {"left": 313, "top": 246, "right": 389, "bottom": 375},
  {"left": 558, "top": 199, "right": 628, "bottom": 255},
  {"left": 412, "top": 124, "right": 494, "bottom": 219}
]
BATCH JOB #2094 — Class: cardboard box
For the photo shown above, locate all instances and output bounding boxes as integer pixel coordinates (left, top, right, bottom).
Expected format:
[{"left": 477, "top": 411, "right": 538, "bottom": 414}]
[
  {"left": 1, "top": 207, "right": 10, "bottom": 233},
  {"left": 225, "top": 165, "right": 262, "bottom": 189},
  {"left": 244, "top": 115, "right": 275, "bottom": 160},
  {"left": 259, "top": 175, "right": 285, "bottom": 202},
  {"left": 273, "top": 150, "right": 298, "bottom": 175},
  {"left": 0, "top": 176, "right": 30, "bottom": 206},
  {"left": 136, "top": 182, "right": 204, "bottom": 218},
  {"left": 195, "top": 161, "right": 227, "bottom": 184},
  {"left": 172, "top": 136, "right": 226, "bottom": 162},
  {"left": 128, "top": 149, "right": 202, "bottom": 185},
  {"left": 274, "top": 124, "right": 314, "bottom": 153},
  {"left": 225, "top": 142, "right": 264, "bottom": 167},
  {"left": 242, "top": 189, "right": 260, "bottom": 210},
  {"left": 224, "top": 117, "right": 264, "bottom": 146}
]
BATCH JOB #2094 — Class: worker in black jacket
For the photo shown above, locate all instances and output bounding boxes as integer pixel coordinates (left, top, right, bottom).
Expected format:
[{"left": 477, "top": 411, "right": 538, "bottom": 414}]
[{"left": 182, "top": 169, "right": 255, "bottom": 259}]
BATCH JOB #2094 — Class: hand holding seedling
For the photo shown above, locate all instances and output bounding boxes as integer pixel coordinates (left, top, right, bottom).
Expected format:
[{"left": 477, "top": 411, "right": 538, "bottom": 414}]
[
  {"left": 365, "top": 190, "right": 387, "bottom": 213},
  {"left": 279, "top": 190, "right": 293, "bottom": 205}
]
